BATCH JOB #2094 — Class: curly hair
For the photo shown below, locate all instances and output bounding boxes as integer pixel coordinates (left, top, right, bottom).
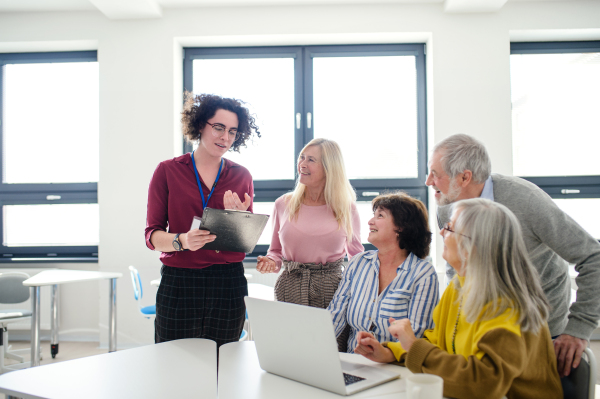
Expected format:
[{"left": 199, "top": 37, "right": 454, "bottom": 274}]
[
  {"left": 372, "top": 192, "right": 432, "bottom": 259},
  {"left": 181, "top": 92, "right": 261, "bottom": 152}
]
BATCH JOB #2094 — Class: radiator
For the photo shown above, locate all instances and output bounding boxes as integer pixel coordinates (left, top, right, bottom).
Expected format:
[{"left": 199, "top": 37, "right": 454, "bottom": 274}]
[{"left": 0, "top": 268, "right": 53, "bottom": 330}]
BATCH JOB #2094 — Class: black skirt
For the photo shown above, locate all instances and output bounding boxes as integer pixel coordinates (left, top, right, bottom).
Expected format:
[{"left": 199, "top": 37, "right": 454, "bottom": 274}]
[{"left": 154, "top": 262, "right": 248, "bottom": 348}]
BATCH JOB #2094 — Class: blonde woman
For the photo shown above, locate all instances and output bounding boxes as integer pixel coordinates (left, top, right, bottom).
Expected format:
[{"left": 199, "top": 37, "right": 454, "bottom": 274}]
[
  {"left": 355, "top": 199, "right": 562, "bottom": 399},
  {"left": 256, "top": 138, "right": 363, "bottom": 310}
]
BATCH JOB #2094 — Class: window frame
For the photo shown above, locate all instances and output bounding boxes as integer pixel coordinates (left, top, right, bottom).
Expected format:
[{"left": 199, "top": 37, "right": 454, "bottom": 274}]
[
  {"left": 510, "top": 41, "right": 600, "bottom": 202},
  {"left": 183, "top": 44, "right": 428, "bottom": 256},
  {"left": 0, "top": 51, "right": 99, "bottom": 262}
]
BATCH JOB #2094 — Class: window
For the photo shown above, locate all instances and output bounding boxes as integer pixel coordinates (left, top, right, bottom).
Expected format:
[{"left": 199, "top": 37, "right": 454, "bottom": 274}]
[
  {"left": 0, "top": 51, "right": 99, "bottom": 261},
  {"left": 510, "top": 41, "right": 600, "bottom": 240},
  {"left": 184, "top": 44, "right": 428, "bottom": 255}
]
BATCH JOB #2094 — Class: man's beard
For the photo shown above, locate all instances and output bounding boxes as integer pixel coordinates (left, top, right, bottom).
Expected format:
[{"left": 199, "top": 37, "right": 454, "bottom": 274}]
[{"left": 436, "top": 179, "right": 461, "bottom": 206}]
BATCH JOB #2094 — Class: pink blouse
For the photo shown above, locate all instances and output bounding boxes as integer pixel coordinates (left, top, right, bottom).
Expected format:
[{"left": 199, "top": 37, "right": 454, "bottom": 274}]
[{"left": 266, "top": 195, "right": 364, "bottom": 272}]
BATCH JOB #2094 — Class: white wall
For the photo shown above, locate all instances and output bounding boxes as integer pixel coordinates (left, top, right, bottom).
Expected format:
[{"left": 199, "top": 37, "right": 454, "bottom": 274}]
[{"left": 0, "top": 1, "right": 599, "bottom": 347}]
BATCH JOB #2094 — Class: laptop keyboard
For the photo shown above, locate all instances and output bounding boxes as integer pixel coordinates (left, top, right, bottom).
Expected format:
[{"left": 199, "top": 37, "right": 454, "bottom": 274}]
[{"left": 343, "top": 373, "right": 366, "bottom": 386}]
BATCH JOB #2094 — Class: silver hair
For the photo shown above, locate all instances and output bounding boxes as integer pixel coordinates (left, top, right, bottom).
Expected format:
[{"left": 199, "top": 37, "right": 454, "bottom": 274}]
[
  {"left": 451, "top": 198, "right": 549, "bottom": 333},
  {"left": 433, "top": 134, "right": 492, "bottom": 184}
]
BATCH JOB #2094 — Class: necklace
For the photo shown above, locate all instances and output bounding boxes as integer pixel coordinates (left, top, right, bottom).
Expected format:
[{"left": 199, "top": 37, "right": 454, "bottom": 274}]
[{"left": 451, "top": 300, "right": 462, "bottom": 354}]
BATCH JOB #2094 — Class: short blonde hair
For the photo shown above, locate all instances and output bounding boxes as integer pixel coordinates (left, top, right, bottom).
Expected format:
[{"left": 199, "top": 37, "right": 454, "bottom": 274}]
[{"left": 286, "top": 138, "right": 356, "bottom": 237}]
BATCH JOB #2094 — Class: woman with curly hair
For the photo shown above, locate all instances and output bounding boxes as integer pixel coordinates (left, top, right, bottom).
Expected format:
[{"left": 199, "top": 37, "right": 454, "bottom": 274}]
[
  {"left": 145, "top": 93, "right": 260, "bottom": 346},
  {"left": 327, "top": 192, "right": 439, "bottom": 352}
]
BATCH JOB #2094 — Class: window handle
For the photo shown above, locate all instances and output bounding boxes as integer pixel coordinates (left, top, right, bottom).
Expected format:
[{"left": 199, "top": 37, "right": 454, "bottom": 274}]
[
  {"left": 561, "top": 189, "right": 580, "bottom": 194},
  {"left": 46, "top": 195, "right": 61, "bottom": 200},
  {"left": 296, "top": 113, "right": 301, "bottom": 129},
  {"left": 307, "top": 112, "right": 312, "bottom": 129}
]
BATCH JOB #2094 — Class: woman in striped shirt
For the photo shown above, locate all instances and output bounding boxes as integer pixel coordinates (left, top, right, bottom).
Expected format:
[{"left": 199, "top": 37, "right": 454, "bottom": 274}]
[{"left": 327, "top": 192, "right": 439, "bottom": 352}]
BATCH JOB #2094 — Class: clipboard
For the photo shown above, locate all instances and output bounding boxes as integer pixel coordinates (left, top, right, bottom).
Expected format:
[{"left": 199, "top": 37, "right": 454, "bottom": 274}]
[{"left": 192, "top": 207, "right": 269, "bottom": 253}]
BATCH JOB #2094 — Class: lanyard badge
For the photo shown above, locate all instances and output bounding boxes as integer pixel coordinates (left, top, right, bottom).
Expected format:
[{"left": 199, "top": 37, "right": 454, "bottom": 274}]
[{"left": 191, "top": 151, "right": 224, "bottom": 210}]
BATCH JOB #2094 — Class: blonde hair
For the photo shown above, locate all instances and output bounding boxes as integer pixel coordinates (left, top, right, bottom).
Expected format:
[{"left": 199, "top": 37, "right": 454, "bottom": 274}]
[
  {"left": 452, "top": 199, "right": 549, "bottom": 333},
  {"left": 286, "top": 138, "right": 356, "bottom": 238}
]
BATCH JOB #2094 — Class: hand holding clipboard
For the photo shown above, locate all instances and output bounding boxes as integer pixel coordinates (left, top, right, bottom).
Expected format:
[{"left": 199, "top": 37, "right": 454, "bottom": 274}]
[{"left": 190, "top": 208, "right": 269, "bottom": 254}]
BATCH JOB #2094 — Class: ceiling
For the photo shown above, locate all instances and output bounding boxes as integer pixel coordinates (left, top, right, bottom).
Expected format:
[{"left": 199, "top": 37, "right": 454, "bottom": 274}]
[{"left": 0, "top": 0, "right": 582, "bottom": 19}]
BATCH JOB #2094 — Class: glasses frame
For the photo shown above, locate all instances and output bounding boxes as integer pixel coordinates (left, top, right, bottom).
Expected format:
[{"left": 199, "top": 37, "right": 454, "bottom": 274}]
[
  {"left": 206, "top": 121, "right": 240, "bottom": 141},
  {"left": 442, "top": 222, "right": 471, "bottom": 239}
]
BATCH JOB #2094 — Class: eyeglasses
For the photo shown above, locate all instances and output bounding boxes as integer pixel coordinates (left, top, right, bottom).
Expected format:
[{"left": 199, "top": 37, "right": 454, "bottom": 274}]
[
  {"left": 206, "top": 122, "right": 240, "bottom": 141},
  {"left": 442, "top": 222, "right": 471, "bottom": 239}
]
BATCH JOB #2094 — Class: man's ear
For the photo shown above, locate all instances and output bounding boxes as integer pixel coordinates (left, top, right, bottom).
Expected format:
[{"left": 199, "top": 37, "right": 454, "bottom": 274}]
[{"left": 460, "top": 170, "right": 473, "bottom": 187}]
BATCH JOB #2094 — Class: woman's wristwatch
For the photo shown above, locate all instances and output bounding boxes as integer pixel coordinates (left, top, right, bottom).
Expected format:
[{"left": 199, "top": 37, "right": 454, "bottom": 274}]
[{"left": 172, "top": 233, "right": 184, "bottom": 251}]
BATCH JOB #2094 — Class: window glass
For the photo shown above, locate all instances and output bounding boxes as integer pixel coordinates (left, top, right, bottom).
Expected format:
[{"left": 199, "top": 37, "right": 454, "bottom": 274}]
[
  {"left": 313, "top": 56, "right": 418, "bottom": 179},
  {"left": 192, "top": 58, "right": 295, "bottom": 180},
  {"left": 553, "top": 198, "right": 600, "bottom": 240},
  {"left": 4, "top": 204, "right": 99, "bottom": 246},
  {"left": 3, "top": 62, "right": 99, "bottom": 184},
  {"left": 510, "top": 52, "right": 600, "bottom": 176},
  {"left": 252, "top": 201, "right": 275, "bottom": 246},
  {"left": 356, "top": 200, "right": 375, "bottom": 245}
]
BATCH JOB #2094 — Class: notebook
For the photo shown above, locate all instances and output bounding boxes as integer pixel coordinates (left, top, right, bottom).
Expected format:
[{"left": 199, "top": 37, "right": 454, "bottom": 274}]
[{"left": 244, "top": 297, "right": 400, "bottom": 396}]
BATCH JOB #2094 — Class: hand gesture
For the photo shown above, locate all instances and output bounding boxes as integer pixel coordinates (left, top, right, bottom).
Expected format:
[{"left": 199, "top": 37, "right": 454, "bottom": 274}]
[
  {"left": 224, "top": 190, "right": 251, "bottom": 211},
  {"left": 554, "top": 334, "right": 588, "bottom": 377},
  {"left": 354, "top": 331, "right": 395, "bottom": 363},
  {"left": 388, "top": 318, "right": 417, "bottom": 352},
  {"left": 180, "top": 229, "right": 216, "bottom": 251},
  {"left": 256, "top": 256, "right": 277, "bottom": 274}
]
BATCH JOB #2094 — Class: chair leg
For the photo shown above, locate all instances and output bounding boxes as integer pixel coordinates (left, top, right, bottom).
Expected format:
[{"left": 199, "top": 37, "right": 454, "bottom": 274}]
[{"left": 0, "top": 327, "right": 33, "bottom": 374}]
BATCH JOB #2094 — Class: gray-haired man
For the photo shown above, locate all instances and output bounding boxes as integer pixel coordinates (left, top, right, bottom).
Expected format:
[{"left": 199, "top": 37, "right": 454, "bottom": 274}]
[{"left": 428, "top": 133, "right": 600, "bottom": 377}]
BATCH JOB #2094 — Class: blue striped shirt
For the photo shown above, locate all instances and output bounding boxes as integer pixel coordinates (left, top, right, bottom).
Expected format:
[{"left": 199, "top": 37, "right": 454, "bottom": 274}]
[{"left": 327, "top": 251, "right": 439, "bottom": 353}]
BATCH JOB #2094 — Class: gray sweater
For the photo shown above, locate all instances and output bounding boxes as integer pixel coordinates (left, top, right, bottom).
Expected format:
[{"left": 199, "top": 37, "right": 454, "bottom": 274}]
[{"left": 438, "top": 174, "right": 600, "bottom": 340}]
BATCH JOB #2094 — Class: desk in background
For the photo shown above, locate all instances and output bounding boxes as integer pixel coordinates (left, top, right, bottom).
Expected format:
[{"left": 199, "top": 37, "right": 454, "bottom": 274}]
[
  {"left": 0, "top": 339, "right": 217, "bottom": 399},
  {"left": 23, "top": 270, "right": 122, "bottom": 367}
]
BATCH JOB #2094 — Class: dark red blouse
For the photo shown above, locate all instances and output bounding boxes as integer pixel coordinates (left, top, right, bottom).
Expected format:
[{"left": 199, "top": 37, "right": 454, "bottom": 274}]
[{"left": 145, "top": 153, "right": 254, "bottom": 269}]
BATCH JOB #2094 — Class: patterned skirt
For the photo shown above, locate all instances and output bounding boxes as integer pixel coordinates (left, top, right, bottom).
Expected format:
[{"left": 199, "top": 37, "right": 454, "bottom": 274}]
[
  {"left": 154, "top": 262, "right": 248, "bottom": 348},
  {"left": 274, "top": 258, "right": 344, "bottom": 308}
]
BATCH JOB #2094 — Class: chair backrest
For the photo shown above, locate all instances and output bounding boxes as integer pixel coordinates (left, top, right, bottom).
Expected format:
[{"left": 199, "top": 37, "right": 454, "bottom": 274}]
[
  {"left": 128, "top": 266, "right": 143, "bottom": 302},
  {"left": 561, "top": 347, "right": 597, "bottom": 399},
  {"left": 0, "top": 272, "right": 30, "bottom": 304}
]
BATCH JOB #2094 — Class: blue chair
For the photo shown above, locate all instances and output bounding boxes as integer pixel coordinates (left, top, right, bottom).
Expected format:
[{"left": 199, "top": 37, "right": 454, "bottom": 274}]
[{"left": 128, "top": 266, "right": 156, "bottom": 319}]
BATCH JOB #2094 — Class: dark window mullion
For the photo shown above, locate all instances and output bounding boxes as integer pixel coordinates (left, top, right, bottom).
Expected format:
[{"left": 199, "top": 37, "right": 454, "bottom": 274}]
[
  {"left": 0, "top": 51, "right": 97, "bottom": 65},
  {"left": 511, "top": 41, "right": 600, "bottom": 55},
  {"left": 302, "top": 47, "right": 314, "bottom": 148}
]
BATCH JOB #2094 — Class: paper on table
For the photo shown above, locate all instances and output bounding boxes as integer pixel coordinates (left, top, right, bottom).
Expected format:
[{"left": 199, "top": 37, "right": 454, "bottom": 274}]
[{"left": 191, "top": 216, "right": 202, "bottom": 230}]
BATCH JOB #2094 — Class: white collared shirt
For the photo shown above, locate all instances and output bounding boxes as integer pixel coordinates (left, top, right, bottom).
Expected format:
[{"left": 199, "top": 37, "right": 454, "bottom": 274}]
[{"left": 480, "top": 175, "right": 494, "bottom": 201}]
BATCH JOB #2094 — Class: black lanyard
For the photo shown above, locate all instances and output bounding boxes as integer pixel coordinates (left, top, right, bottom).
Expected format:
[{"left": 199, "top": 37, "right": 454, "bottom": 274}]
[{"left": 191, "top": 151, "right": 223, "bottom": 210}]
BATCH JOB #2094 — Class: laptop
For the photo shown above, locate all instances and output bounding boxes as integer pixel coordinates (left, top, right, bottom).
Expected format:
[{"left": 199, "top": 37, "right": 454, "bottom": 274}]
[{"left": 244, "top": 297, "right": 400, "bottom": 396}]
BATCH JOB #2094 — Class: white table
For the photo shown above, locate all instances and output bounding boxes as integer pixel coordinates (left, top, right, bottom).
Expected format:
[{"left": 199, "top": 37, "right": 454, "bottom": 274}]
[
  {"left": 218, "top": 341, "right": 412, "bottom": 399},
  {"left": 0, "top": 338, "right": 216, "bottom": 399},
  {"left": 23, "top": 270, "right": 122, "bottom": 367}
]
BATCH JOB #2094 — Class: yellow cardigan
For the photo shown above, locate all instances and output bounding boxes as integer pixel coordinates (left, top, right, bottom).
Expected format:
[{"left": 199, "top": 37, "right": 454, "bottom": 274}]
[{"left": 386, "top": 277, "right": 562, "bottom": 399}]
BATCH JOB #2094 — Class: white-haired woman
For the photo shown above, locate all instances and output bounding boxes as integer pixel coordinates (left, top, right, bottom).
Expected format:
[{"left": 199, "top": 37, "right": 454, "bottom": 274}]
[
  {"left": 355, "top": 199, "right": 562, "bottom": 399},
  {"left": 257, "top": 138, "right": 363, "bottom": 311}
]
